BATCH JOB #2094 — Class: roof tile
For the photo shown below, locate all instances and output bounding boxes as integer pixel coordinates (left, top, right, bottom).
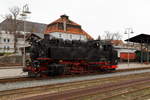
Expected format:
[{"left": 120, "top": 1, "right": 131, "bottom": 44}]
[{"left": 45, "top": 15, "right": 93, "bottom": 40}]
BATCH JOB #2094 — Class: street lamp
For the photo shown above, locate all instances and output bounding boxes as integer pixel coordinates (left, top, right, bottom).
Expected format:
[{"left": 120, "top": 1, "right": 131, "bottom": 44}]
[
  {"left": 20, "top": 4, "right": 31, "bottom": 67},
  {"left": 124, "top": 28, "right": 134, "bottom": 67}
]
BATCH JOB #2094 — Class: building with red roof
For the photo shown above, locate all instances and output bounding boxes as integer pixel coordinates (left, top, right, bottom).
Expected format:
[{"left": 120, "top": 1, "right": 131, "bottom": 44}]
[{"left": 44, "top": 15, "right": 93, "bottom": 41}]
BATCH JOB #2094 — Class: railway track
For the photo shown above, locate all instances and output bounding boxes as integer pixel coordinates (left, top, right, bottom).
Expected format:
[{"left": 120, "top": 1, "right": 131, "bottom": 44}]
[
  {"left": 0, "top": 67, "right": 150, "bottom": 84},
  {"left": 17, "top": 76, "right": 150, "bottom": 100},
  {"left": 100, "top": 86, "right": 150, "bottom": 100},
  {"left": 78, "top": 78, "right": 150, "bottom": 100},
  {"left": 0, "top": 71, "right": 150, "bottom": 100}
]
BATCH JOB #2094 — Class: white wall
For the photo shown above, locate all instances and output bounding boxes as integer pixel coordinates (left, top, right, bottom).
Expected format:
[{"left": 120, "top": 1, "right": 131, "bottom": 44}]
[
  {"left": 49, "top": 32, "right": 87, "bottom": 41},
  {"left": 0, "top": 31, "right": 14, "bottom": 53},
  {"left": 0, "top": 31, "right": 25, "bottom": 53},
  {"left": 0, "top": 31, "right": 88, "bottom": 53}
]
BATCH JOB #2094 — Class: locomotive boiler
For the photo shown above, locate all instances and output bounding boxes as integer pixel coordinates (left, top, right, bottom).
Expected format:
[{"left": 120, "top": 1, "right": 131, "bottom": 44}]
[{"left": 23, "top": 34, "right": 118, "bottom": 77}]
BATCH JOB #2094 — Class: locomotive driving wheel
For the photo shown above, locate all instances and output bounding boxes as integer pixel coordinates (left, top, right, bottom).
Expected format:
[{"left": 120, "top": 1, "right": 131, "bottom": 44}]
[{"left": 48, "top": 63, "right": 64, "bottom": 76}]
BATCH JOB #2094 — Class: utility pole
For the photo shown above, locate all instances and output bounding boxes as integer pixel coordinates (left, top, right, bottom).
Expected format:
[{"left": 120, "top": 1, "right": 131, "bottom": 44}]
[
  {"left": 20, "top": 4, "right": 31, "bottom": 67},
  {"left": 124, "top": 28, "right": 134, "bottom": 67}
]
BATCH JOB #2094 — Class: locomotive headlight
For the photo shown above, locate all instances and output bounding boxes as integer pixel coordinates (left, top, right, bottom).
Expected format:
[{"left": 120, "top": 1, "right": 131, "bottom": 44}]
[
  {"left": 26, "top": 60, "right": 31, "bottom": 66},
  {"left": 59, "top": 60, "right": 63, "bottom": 63},
  {"left": 114, "top": 59, "right": 118, "bottom": 64}
]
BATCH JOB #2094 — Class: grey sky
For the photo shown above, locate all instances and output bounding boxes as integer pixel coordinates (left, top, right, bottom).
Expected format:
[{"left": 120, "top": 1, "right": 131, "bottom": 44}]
[{"left": 0, "top": 0, "right": 150, "bottom": 40}]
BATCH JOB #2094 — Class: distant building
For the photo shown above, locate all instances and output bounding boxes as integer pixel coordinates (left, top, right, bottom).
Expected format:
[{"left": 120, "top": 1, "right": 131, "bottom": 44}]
[
  {"left": 111, "top": 40, "right": 124, "bottom": 46},
  {"left": 0, "top": 19, "right": 47, "bottom": 53},
  {"left": 45, "top": 15, "right": 93, "bottom": 41},
  {"left": 111, "top": 40, "right": 138, "bottom": 62}
]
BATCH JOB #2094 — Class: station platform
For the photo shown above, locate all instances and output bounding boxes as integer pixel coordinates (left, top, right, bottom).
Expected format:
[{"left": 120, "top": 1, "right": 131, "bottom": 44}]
[
  {"left": 117, "top": 63, "right": 150, "bottom": 69},
  {"left": 0, "top": 63, "right": 150, "bottom": 78}
]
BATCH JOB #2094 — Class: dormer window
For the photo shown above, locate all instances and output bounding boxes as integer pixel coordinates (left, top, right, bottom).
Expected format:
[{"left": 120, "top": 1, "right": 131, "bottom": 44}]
[{"left": 58, "top": 23, "right": 63, "bottom": 30}]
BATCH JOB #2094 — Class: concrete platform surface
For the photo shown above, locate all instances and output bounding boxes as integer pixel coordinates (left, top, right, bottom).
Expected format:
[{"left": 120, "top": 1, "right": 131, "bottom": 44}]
[
  {"left": 0, "top": 63, "right": 150, "bottom": 78},
  {"left": 117, "top": 63, "right": 150, "bottom": 69}
]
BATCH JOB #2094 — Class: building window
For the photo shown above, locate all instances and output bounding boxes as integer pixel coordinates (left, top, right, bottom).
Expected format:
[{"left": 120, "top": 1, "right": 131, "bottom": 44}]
[
  {"left": 59, "top": 34, "right": 62, "bottom": 38},
  {"left": 80, "top": 35, "right": 81, "bottom": 40},
  {"left": 70, "top": 35, "right": 72, "bottom": 39},
  {"left": 4, "top": 46, "right": 6, "bottom": 50},
  {"left": 4, "top": 38, "right": 6, "bottom": 42},
  {"left": 7, "top": 46, "right": 10, "bottom": 50},
  {"left": 7, "top": 39, "right": 10, "bottom": 42},
  {"left": 58, "top": 23, "right": 63, "bottom": 30}
]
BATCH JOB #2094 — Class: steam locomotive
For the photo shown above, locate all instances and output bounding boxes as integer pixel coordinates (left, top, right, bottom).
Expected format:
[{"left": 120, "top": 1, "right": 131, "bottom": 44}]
[{"left": 23, "top": 34, "right": 118, "bottom": 77}]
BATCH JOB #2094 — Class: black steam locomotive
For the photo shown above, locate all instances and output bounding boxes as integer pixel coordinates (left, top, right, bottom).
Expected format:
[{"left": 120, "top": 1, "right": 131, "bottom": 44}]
[{"left": 23, "top": 34, "right": 118, "bottom": 77}]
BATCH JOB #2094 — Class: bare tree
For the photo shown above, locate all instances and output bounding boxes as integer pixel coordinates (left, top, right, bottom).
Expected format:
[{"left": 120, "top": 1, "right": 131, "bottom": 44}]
[
  {"left": 10, "top": 6, "right": 20, "bottom": 53},
  {"left": 104, "top": 31, "right": 122, "bottom": 41},
  {"left": 113, "top": 32, "right": 122, "bottom": 40},
  {"left": 104, "top": 31, "right": 114, "bottom": 41},
  {"left": 97, "top": 35, "right": 101, "bottom": 40}
]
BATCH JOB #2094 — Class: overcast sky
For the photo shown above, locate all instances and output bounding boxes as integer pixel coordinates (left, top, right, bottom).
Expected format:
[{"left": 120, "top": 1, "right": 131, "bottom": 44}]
[{"left": 0, "top": 0, "right": 150, "bottom": 40}]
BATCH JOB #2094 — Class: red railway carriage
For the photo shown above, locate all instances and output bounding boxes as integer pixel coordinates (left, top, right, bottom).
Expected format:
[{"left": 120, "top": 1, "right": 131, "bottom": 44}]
[{"left": 120, "top": 52, "right": 136, "bottom": 61}]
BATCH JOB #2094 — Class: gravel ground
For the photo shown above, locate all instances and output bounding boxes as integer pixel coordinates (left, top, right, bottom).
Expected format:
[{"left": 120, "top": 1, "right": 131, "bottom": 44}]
[{"left": 0, "top": 69, "right": 150, "bottom": 92}]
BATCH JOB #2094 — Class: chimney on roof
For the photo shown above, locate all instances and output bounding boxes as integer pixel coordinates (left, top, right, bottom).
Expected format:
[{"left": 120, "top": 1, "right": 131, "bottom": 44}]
[
  {"left": 61, "top": 14, "right": 69, "bottom": 20},
  {"left": 61, "top": 14, "right": 68, "bottom": 32}
]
